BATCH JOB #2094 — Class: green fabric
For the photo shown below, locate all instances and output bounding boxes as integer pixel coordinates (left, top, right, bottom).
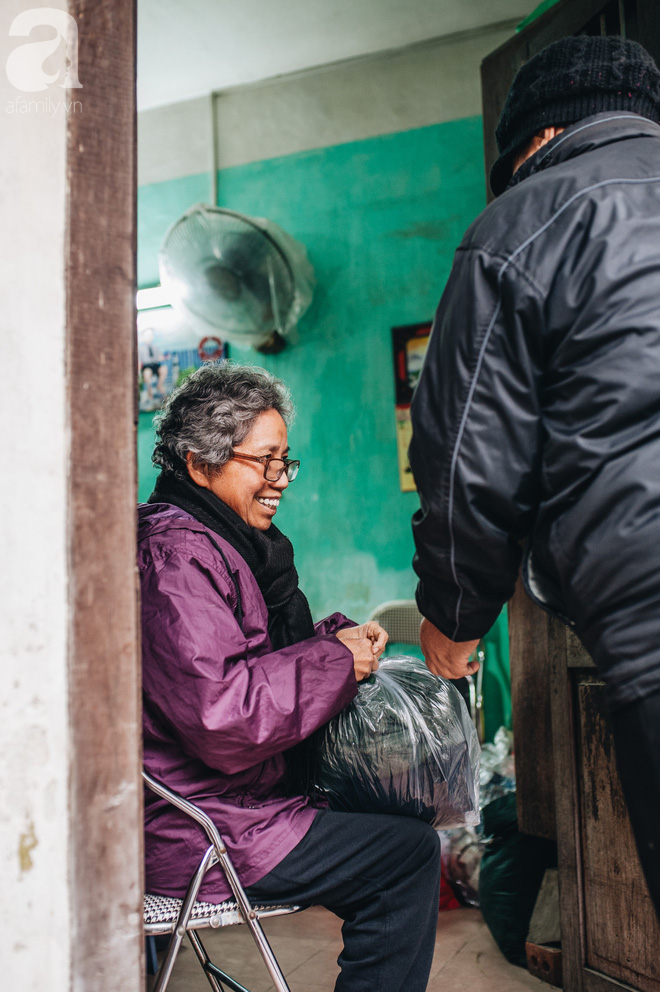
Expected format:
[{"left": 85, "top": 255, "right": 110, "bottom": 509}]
[
  {"left": 385, "top": 642, "right": 425, "bottom": 661},
  {"left": 480, "top": 608, "right": 512, "bottom": 743},
  {"left": 479, "top": 794, "right": 557, "bottom": 967}
]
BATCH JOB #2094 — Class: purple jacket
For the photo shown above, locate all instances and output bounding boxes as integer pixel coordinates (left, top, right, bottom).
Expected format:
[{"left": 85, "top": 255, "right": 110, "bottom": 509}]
[{"left": 138, "top": 502, "right": 358, "bottom": 901}]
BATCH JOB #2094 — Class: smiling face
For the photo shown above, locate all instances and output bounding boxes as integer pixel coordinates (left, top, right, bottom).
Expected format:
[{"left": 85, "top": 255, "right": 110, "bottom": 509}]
[{"left": 187, "top": 408, "right": 290, "bottom": 530}]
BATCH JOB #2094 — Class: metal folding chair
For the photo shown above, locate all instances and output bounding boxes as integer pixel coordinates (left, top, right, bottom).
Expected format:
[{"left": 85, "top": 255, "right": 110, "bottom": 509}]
[
  {"left": 143, "top": 770, "right": 303, "bottom": 992},
  {"left": 367, "top": 598, "right": 425, "bottom": 647},
  {"left": 367, "top": 598, "right": 485, "bottom": 742}
]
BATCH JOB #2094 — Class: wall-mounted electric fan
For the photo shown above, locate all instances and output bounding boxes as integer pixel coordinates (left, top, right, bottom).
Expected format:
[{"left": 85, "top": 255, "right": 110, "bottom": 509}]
[{"left": 158, "top": 204, "right": 314, "bottom": 353}]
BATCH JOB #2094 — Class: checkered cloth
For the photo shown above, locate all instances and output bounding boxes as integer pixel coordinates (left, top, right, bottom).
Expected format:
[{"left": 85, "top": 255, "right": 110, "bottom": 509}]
[{"left": 144, "top": 892, "right": 299, "bottom": 932}]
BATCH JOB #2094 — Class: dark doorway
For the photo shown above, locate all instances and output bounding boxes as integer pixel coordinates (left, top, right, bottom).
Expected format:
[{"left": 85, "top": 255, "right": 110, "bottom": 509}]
[{"left": 481, "top": 0, "right": 660, "bottom": 200}]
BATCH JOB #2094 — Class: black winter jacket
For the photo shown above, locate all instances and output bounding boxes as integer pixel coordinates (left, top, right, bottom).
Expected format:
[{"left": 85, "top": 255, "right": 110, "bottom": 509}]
[{"left": 410, "top": 112, "right": 660, "bottom": 709}]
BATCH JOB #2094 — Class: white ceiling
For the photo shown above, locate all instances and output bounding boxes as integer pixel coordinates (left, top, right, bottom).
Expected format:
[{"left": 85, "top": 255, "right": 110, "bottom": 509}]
[{"left": 137, "top": 0, "right": 532, "bottom": 111}]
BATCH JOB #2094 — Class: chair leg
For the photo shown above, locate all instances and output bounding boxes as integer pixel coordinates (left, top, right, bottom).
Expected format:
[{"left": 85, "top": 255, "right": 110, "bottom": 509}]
[
  {"left": 243, "top": 915, "right": 292, "bottom": 992},
  {"left": 152, "top": 928, "right": 185, "bottom": 992},
  {"left": 186, "top": 919, "right": 292, "bottom": 992},
  {"left": 187, "top": 929, "right": 232, "bottom": 992},
  {"left": 152, "top": 847, "right": 219, "bottom": 992},
  {"left": 146, "top": 935, "right": 159, "bottom": 976}
]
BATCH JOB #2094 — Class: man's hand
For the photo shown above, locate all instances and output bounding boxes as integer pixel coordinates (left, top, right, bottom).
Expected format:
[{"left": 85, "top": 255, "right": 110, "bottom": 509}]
[{"left": 420, "top": 618, "right": 480, "bottom": 679}]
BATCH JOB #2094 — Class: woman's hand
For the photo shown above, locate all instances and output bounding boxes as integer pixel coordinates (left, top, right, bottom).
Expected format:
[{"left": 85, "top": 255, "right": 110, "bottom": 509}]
[
  {"left": 336, "top": 622, "right": 388, "bottom": 682},
  {"left": 336, "top": 622, "right": 388, "bottom": 658},
  {"left": 420, "top": 618, "right": 480, "bottom": 679}
]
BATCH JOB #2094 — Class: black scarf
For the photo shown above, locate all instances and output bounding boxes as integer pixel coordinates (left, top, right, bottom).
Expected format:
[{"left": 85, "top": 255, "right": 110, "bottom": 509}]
[{"left": 148, "top": 472, "right": 315, "bottom": 650}]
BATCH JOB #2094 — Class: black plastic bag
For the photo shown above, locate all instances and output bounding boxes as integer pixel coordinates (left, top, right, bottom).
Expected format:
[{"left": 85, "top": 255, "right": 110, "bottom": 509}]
[{"left": 314, "top": 656, "right": 480, "bottom": 829}]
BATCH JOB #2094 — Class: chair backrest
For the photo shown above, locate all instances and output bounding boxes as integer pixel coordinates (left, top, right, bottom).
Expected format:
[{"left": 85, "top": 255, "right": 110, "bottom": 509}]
[
  {"left": 143, "top": 769, "right": 228, "bottom": 855},
  {"left": 368, "top": 601, "right": 486, "bottom": 741},
  {"left": 367, "top": 599, "right": 423, "bottom": 646},
  {"left": 143, "top": 770, "right": 262, "bottom": 929}
]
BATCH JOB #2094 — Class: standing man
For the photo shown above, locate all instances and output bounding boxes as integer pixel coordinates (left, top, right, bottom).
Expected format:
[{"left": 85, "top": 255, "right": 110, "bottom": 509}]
[{"left": 409, "top": 35, "right": 660, "bottom": 916}]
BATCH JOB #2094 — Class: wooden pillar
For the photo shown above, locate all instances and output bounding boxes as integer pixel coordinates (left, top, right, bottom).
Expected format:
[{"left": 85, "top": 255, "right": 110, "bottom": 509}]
[
  {"left": 1, "top": 0, "right": 140, "bottom": 986},
  {"left": 67, "top": 0, "right": 142, "bottom": 986},
  {"left": 508, "top": 580, "right": 556, "bottom": 840}
]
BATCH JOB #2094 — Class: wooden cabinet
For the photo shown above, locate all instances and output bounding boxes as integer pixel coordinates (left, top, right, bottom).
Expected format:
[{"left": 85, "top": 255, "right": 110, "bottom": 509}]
[
  {"left": 574, "top": 682, "right": 659, "bottom": 991},
  {"left": 509, "top": 587, "right": 660, "bottom": 992}
]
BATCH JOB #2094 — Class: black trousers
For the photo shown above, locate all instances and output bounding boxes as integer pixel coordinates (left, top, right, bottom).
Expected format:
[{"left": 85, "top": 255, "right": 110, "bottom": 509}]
[
  {"left": 611, "top": 690, "right": 660, "bottom": 918},
  {"left": 245, "top": 809, "right": 441, "bottom": 992}
]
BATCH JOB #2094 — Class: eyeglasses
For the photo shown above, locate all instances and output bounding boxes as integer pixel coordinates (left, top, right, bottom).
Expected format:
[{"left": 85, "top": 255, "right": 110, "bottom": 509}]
[{"left": 231, "top": 450, "right": 301, "bottom": 482}]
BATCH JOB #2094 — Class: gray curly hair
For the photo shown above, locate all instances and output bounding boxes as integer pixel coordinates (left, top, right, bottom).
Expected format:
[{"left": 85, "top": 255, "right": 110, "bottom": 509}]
[{"left": 152, "top": 361, "right": 294, "bottom": 479}]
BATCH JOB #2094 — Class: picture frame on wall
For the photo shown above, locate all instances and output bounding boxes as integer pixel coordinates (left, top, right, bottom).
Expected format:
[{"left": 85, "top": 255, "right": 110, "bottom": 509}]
[
  {"left": 391, "top": 321, "right": 432, "bottom": 492},
  {"left": 137, "top": 302, "right": 227, "bottom": 413}
]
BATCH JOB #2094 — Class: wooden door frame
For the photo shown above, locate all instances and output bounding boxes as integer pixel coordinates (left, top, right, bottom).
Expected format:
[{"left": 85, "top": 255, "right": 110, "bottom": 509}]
[{"left": 66, "top": 0, "right": 142, "bottom": 984}]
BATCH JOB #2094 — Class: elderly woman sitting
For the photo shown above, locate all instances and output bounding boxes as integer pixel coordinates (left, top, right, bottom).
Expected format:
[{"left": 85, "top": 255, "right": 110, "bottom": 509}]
[{"left": 139, "top": 362, "right": 441, "bottom": 992}]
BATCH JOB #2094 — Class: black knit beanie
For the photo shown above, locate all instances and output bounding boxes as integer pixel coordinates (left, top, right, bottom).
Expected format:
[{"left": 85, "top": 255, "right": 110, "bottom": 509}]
[{"left": 490, "top": 35, "right": 660, "bottom": 197}]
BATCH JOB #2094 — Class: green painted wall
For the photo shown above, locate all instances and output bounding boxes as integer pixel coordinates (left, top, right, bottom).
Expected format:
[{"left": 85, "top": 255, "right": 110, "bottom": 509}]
[
  {"left": 138, "top": 171, "right": 211, "bottom": 287},
  {"left": 138, "top": 117, "right": 486, "bottom": 623},
  {"left": 138, "top": 115, "right": 511, "bottom": 737}
]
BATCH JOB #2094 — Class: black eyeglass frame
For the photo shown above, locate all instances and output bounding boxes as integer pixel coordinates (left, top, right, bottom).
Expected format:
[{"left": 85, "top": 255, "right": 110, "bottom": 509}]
[{"left": 231, "top": 450, "right": 300, "bottom": 482}]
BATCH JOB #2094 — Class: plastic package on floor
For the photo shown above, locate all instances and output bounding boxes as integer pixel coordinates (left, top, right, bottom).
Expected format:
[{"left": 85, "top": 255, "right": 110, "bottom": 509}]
[
  {"left": 438, "top": 826, "right": 485, "bottom": 907},
  {"left": 314, "top": 656, "right": 480, "bottom": 829},
  {"left": 438, "top": 726, "right": 516, "bottom": 906}
]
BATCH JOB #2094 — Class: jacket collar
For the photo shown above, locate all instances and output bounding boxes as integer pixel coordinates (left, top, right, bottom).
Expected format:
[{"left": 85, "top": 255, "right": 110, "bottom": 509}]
[{"left": 506, "top": 111, "right": 660, "bottom": 193}]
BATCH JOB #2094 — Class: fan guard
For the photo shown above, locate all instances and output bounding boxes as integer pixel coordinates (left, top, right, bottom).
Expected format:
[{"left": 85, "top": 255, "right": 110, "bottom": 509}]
[{"left": 159, "top": 205, "right": 314, "bottom": 350}]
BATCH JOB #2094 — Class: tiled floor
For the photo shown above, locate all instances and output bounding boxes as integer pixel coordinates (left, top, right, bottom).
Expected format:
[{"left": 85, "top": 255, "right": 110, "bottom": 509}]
[{"left": 148, "top": 905, "right": 557, "bottom": 992}]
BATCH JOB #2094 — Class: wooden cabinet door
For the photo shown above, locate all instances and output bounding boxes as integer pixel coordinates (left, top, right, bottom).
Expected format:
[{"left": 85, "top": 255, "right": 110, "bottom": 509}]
[
  {"left": 548, "top": 624, "right": 660, "bottom": 992},
  {"left": 510, "top": 588, "right": 660, "bottom": 992},
  {"left": 576, "top": 681, "right": 660, "bottom": 991}
]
